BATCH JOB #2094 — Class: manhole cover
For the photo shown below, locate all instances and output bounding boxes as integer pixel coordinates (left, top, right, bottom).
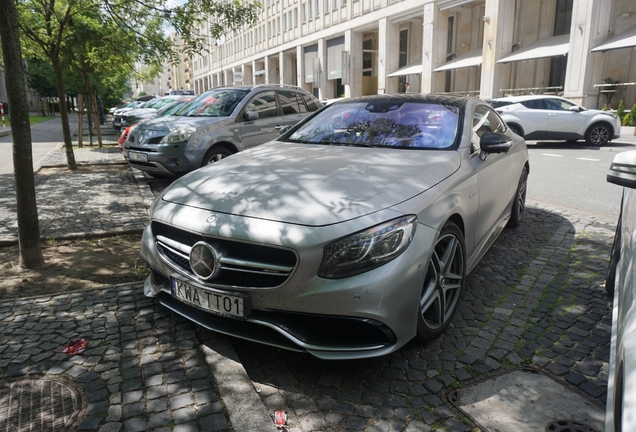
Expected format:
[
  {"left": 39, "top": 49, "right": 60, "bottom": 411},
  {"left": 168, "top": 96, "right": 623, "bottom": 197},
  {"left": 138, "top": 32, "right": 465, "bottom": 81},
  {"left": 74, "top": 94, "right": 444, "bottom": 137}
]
[
  {"left": 546, "top": 419, "right": 600, "bottom": 432},
  {"left": 0, "top": 376, "right": 85, "bottom": 431}
]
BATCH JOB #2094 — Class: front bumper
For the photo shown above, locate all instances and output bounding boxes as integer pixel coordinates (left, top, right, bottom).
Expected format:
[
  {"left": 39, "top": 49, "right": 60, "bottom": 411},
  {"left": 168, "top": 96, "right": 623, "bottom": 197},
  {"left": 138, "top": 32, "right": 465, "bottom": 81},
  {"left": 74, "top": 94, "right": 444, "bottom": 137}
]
[{"left": 140, "top": 207, "right": 438, "bottom": 360}]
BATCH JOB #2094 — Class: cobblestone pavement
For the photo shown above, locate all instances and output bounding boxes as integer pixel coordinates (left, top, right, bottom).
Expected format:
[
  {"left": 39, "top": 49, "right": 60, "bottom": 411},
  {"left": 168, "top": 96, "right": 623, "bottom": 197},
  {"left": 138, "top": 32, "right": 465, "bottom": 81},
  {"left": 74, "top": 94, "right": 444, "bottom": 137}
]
[
  {"left": 208, "top": 202, "right": 616, "bottom": 432},
  {"left": 0, "top": 200, "right": 616, "bottom": 432},
  {"left": 0, "top": 147, "right": 153, "bottom": 244},
  {"left": 0, "top": 283, "right": 232, "bottom": 432}
]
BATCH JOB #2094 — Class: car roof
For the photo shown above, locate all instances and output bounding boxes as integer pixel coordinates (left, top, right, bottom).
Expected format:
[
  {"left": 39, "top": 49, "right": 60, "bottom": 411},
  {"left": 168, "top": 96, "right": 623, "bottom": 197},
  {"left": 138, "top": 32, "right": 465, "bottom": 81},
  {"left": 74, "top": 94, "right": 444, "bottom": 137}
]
[
  {"left": 491, "top": 94, "right": 565, "bottom": 102},
  {"left": 334, "top": 93, "right": 472, "bottom": 109}
]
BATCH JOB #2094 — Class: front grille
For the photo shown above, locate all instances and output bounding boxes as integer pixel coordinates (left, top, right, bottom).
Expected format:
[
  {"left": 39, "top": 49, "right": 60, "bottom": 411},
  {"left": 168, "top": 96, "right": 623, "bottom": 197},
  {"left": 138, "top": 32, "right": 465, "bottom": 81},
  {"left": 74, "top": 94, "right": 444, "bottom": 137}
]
[{"left": 152, "top": 221, "right": 297, "bottom": 288}]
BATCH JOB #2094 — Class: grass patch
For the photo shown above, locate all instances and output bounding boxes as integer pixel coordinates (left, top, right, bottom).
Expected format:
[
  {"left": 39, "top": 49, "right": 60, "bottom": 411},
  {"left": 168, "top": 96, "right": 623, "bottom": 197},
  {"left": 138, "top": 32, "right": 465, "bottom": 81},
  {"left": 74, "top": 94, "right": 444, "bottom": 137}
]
[{"left": 2, "top": 115, "right": 55, "bottom": 127}]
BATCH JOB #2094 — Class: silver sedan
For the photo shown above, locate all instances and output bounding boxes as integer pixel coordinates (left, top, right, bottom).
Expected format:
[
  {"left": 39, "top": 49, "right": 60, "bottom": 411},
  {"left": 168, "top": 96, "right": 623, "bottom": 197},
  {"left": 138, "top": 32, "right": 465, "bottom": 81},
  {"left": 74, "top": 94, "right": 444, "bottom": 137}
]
[{"left": 140, "top": 94, "right": 529, "bottom": 360}]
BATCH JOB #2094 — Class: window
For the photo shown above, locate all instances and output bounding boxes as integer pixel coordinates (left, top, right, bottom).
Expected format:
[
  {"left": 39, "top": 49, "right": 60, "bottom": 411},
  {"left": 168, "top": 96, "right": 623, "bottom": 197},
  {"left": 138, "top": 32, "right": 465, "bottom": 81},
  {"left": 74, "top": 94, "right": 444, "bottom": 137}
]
[
  {"left": 363, "top": 39, "right": 374, "bottom": 77},
  {"left": 309, "top": 0, "right": 313, "bottom": 19},
  {"left": 302, "top": 3, "right": 307, "bottom": 22},
  {"left": 278, "top": 91, "right": 302, "bottom": 115},
  {"left": 333, "top": 0, "right": 338, "bottom": 9},
  {"left": 315, "top": 0, "right": 320, "bottom": 16},
  {"left": 472, "top": 105, "right": 506, "bottom": 152},
  {"left": 325, "top": 0, "right": 330, "bottom": 12},
  {"left": 245, "top": 91, "right": 278, "bottom": 119},
  {"left": 520, "top": 99, "right": 545, "bottom": 110},
  {"left": 302, "top": 94, "right": 321, "bottom": 111},
  {"left": 544, "top": 98, "right": 575, "bottom": 111},
  {"left": 294, "top": 9, "right": 298, "bottom": 27}
]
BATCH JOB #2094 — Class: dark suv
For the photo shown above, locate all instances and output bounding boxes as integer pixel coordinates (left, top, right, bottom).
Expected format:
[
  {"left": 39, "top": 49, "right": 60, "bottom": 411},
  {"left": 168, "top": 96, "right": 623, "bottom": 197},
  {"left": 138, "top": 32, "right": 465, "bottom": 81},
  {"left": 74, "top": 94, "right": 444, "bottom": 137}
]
[{"left": 124, "top": 84, "right": 322, "bottom": 177}]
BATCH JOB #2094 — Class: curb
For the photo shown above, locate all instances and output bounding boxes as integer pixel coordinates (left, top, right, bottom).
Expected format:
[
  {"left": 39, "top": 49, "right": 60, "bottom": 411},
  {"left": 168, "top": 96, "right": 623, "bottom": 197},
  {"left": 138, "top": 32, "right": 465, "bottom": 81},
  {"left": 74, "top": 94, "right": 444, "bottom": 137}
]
[{"left": 200, "top": 340, "right": 278, "bottom": 432}]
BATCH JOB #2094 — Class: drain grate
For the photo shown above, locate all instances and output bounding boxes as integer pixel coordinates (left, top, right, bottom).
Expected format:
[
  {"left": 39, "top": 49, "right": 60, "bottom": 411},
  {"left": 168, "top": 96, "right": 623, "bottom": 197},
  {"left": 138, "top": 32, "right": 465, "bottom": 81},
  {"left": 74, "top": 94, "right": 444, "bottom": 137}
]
[
  {"left": 546, "top": 419, "right": 600, "bottom": 432},
  {"left": 0, "top": 376, "right": 85, "bottom": 431}
]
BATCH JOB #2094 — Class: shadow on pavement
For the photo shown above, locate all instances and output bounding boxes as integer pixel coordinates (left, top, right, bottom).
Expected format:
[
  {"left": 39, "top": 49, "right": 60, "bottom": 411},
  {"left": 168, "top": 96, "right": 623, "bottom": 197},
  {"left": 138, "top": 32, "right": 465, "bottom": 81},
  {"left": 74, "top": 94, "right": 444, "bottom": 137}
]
[{"left": 206, "top": 205, "right": 613, "bottom": 431}]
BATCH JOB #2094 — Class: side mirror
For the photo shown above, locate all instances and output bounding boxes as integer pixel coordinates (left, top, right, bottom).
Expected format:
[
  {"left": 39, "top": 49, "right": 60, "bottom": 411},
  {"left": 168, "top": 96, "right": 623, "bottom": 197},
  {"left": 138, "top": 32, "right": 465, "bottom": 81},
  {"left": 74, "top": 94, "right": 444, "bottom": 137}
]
[
  {"left": 608, "top": 150, "right": 636, "bottom": 189},
  {"left": 277, "top": 125, "right": 292, "bottom": 136},
  {"left": 569, "top": 106, "right": 583, "bottom": 112},
  {"left": 480, "top": 132, "right": 512, "bottom": 154},
  {"left": 244, "top": 110, "right": 258, "bottom": 121}
]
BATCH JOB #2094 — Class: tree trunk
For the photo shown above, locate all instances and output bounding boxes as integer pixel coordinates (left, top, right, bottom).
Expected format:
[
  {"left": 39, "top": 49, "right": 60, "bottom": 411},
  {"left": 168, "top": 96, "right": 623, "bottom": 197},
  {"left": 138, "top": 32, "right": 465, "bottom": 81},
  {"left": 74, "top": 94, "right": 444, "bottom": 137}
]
[
  {"left": 0, "top": 0, "right": 45, "bottom": 268},
  {"left": 51, "top": 56, "right": 77, "bottom": 170}
]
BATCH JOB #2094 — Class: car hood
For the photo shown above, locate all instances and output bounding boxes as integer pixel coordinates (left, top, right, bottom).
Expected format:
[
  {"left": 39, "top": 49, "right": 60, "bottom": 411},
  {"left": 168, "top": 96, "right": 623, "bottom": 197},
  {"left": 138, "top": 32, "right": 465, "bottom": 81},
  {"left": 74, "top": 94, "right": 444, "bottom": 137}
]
[
  {"left": 136, "top": 115, "right": 227, "bottom": 132},
  {"left": 160, "top": 143, "right": 461, "bottom": 226},
  {"left": 124, "top": 108, "right": 157, "bottom": 117}
]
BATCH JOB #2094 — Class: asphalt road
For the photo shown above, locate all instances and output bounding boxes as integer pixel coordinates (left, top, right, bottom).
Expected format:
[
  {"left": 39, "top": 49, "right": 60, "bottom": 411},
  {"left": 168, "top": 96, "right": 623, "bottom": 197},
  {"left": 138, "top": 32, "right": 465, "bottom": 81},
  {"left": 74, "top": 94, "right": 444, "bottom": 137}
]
[{"left": 526, "top": 140, "right": 636, "bottom": 220}]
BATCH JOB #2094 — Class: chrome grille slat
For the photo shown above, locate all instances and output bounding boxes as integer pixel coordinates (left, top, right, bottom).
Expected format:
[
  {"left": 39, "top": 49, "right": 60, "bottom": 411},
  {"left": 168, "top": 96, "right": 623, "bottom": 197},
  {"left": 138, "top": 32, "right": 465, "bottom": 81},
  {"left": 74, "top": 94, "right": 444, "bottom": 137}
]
[{"left": 152, "top": 221, "right": 298, "bottom": 288}]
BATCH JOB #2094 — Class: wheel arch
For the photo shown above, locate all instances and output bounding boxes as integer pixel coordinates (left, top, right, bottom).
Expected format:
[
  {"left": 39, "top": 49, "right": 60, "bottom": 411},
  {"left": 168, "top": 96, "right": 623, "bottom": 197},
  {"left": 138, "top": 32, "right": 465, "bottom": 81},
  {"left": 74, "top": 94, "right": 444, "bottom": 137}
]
[
  {"left": 208, "top": 141, "right": 239, "bottom": 155},
  {"left": 585, "top": 120, "right": 614, "bottom": 138},
  {"left": 507, "top": 122, "right": 525, "bottom": 137},
  {"left": 445, "top": 213, "right": 465, "bottom": 237}
]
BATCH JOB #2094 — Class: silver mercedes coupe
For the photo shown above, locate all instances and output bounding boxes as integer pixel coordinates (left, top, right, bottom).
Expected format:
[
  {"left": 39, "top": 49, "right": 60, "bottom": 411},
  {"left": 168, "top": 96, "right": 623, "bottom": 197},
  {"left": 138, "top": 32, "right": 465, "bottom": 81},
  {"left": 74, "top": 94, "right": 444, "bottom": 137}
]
[{"left": 140, "top": 94, "right": 529, "bottom": 360}]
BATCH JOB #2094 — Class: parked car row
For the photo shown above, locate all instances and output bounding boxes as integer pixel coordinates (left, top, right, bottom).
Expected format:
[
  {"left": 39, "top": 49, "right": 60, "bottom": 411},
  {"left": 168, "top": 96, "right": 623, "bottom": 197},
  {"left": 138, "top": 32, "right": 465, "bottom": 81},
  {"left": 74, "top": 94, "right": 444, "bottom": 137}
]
[{"left": 123, "top": 84, "right": 322, "bottom": 177}]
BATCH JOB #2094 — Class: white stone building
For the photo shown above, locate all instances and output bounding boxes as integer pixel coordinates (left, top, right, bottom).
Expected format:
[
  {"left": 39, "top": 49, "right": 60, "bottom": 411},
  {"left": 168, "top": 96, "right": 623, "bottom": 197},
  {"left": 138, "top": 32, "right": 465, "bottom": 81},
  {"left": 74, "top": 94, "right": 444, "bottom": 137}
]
[{"left": 190, "top": 0, "right": 636, "bottom": 109}]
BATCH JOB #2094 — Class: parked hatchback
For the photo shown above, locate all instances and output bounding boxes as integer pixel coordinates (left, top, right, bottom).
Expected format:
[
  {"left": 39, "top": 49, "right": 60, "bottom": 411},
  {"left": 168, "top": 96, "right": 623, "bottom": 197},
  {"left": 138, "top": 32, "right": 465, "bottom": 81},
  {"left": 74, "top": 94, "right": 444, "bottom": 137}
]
[
  {"left": 490, "top": 95, "right": 621, "bottom": 146},
  {"left": 124, "top": 84, "right": 322, "bottom": 177}
]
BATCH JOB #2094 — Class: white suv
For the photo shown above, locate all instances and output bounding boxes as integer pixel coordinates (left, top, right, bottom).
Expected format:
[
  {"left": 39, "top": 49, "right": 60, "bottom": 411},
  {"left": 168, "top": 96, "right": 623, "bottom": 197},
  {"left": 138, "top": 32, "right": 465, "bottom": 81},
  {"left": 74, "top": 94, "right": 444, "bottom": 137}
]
[{"left": 490, "top": 95, "right": 621, "bottom": 146}]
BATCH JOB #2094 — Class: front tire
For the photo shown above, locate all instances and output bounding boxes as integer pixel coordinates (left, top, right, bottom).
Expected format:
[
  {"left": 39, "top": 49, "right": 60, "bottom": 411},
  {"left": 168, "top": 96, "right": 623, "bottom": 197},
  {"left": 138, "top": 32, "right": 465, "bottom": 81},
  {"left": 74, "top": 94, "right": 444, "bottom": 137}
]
[
  {"left": 417, "top": 222, "right": 465, "bottom": 340},
  {"left": 606, "top": 215, "right": 621, "bottom": 297},
  {"left": 202, "top": 146, "right": 233, "bottom": 166},
  {"left": 508, "top": 166, "right": 528, "bottom": 228},
  {"left": 585, "top": 124, "right": 611, "bottom": 146}
]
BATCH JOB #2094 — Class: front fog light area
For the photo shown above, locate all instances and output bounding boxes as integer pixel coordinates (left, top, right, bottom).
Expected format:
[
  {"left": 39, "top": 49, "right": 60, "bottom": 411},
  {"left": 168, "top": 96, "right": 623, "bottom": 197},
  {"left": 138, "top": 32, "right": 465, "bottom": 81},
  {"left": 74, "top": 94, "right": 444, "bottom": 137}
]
[{"left": 318, "top": 215, "right": 417, "bottom": 279}]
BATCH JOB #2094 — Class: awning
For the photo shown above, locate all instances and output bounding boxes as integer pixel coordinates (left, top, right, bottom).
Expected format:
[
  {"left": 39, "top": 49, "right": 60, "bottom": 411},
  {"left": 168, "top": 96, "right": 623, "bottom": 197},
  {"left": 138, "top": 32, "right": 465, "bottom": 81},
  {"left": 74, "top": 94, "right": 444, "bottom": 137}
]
[
  {"left": 497, "top": 34, "right": 570, "bottom": 64},
  {"left": 592, "top": 24, "right": 636, "bottom": 52},
  {"left": 433, "top": 49, "right": 482, "bottom": 72},
  {"left": 387, "top": 58, "right": 422, "bottom": 77}
]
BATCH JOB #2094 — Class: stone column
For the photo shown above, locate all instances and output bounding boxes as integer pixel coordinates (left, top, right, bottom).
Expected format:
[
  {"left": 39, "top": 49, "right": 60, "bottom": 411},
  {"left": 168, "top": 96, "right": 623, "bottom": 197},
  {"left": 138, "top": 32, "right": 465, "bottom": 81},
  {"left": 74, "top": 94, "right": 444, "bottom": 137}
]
[
  {"left": 564, "top": 0, "right": 612, "bottom": 107},
  {"left": 344, "top": 29, "right": 363, "bottom": 97},
  {"left": 317, "top": 38, "right": 327, "bottom": 100},
  {"left": 296, "top": 45, "right": 308, "bottom": 91},
  {"left": 421, "top": 2, "right": 446, "bottom": 94},
  {"left": 479, "top": 0, "right": 515, "bottom": 100},
  {"left": 378, "top": 17, "right": 399, "bottom": 94}
]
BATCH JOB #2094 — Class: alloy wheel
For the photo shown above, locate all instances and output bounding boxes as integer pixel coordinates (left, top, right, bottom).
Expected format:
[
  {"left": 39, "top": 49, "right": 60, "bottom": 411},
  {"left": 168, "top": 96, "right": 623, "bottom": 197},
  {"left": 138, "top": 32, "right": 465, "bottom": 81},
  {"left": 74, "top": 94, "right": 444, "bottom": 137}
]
[{"left": 419, "top": 229, "right": 465, "bottom": 334}]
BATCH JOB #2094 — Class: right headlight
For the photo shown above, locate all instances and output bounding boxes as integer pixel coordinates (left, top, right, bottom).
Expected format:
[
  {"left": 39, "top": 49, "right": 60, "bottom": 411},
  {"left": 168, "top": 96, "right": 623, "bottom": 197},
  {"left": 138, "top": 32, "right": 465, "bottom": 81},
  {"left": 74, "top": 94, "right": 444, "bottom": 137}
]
[
  {"left": 318, "top": 215, "right": 417, "bottom": 279},
  {"left": 160, "top": 125, "right": 196, "bottom": 144}
]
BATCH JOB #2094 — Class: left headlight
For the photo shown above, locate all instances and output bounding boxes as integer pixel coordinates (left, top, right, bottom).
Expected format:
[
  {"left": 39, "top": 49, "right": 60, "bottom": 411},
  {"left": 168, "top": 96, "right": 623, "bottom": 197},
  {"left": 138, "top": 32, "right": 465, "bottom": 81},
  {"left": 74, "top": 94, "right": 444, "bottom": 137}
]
[
  {"left": 161, "top": 125, "right": 196, "bottom": 144},
  {"left": 318, "top": 215, "right": 417, "bottom": 279}
]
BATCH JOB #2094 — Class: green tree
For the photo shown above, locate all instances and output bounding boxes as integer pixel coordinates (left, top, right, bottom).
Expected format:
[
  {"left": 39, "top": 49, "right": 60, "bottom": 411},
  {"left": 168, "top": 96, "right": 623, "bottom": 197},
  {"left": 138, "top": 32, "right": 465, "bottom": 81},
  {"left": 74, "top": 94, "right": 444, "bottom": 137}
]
[
  {"left": 617, "top": 100, "right": 625, "bottom": 120},
  {"left": 25, "top": 58, "right": 58, "bottom": 115},
  {"left": 0, "top": 0, "right": 45, "bottom": 268}
]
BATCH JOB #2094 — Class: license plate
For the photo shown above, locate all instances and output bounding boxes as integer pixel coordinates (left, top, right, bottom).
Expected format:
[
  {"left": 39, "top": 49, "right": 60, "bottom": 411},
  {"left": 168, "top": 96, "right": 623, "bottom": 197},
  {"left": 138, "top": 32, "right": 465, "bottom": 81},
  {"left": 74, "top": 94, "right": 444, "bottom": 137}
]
[
  {"left": 170, "top": 277, "right": 249, "bottom": 319},
  {"left": 128, "top": 151, "right": 148, "bottom": 162}
]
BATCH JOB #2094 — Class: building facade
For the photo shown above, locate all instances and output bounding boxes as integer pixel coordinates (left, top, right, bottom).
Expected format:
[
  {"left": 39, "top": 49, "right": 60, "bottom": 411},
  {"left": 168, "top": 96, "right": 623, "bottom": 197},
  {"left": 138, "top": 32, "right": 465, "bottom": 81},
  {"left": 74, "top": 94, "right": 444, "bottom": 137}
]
[{"left": 191, "top": 0, "right": 636, "bottom": 109}]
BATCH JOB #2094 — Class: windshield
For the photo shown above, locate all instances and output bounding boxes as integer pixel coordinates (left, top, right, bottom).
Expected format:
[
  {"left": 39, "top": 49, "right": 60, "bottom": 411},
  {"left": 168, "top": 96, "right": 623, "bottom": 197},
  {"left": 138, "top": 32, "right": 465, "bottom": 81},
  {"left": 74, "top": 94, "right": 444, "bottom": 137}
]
[
  {"left": 155, "top": 98, "right": 193, "bottom": 117},
  {"left": 176, "top": 89, "right": 248, "bottom": 117},
  {"left": 286, "top": 101, "right": 459, "bottom": 149}
]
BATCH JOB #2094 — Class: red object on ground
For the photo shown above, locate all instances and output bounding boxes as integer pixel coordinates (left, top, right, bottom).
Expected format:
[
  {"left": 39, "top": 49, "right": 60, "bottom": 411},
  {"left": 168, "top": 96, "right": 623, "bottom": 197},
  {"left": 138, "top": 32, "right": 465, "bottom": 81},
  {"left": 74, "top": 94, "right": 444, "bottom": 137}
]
[
  {"left": 274, "top": 410, "right": 287, "bottom": 427},
  {"left": 62, "top": 338, "right": 89, "bottom": 355}
]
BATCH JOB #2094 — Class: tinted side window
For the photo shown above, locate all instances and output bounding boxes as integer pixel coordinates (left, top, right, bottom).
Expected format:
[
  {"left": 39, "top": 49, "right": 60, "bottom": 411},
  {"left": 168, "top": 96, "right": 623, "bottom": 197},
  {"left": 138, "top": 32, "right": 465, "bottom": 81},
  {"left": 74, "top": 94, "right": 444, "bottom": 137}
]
[
  {"left": 520, "top": 99, "right": 544, "bottom": 110},
  {"left": 295, "top": 93, "right": 308, "bottom": 113},
  {"left": 544, "top": 98, "right": 574, "bottom": 111},
  {"left": 245, "top": 91, "right": 278, "bottom": 119},
  {"left": 278, "top": 91, "right": 302, "bottom": 115},
  {"left": 303, "top": 94, "right": 320, "bottom": 112}
]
